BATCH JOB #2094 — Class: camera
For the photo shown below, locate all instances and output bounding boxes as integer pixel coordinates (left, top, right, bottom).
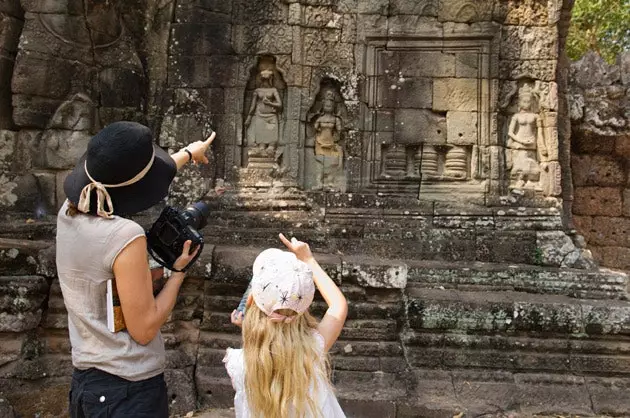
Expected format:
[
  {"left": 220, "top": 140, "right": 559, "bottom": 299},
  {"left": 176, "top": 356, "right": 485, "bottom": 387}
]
[{"left": 146, "top": 201, "right": 210, "bottom": 272}]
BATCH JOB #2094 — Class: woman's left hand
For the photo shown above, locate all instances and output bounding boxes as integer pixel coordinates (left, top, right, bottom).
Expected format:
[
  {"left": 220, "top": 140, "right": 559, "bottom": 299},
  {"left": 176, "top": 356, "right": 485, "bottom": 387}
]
[{"left": 186, "top": 131, "right": 216, "bottom": 164}]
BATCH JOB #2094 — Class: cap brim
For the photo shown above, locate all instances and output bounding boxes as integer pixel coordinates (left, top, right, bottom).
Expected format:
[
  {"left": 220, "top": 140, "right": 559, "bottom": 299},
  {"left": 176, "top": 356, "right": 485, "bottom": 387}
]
[{"left": 64, "top": 145, "right": 177, "bottom": 216}]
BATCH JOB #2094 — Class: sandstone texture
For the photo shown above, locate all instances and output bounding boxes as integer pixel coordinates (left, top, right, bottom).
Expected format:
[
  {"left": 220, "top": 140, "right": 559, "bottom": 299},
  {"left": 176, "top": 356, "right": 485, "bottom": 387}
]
[{"left": 570, "top": 52, "right": 630, "bottom": 271}]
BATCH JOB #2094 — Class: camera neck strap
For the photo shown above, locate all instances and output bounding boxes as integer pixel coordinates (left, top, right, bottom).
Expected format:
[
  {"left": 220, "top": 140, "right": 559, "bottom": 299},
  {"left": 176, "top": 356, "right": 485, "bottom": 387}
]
[{"left": 78, "top": 151, "right": 155, "bottom": 218}]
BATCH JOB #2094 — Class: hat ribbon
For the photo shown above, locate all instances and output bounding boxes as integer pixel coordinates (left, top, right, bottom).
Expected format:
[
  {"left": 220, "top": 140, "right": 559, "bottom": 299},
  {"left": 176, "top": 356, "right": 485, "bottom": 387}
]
[
  {"left": 78, "top": 150, "right": 155, "bottom": 218},
  {"left": 268, "top": 311, "right": 297, "bottom": 324}
]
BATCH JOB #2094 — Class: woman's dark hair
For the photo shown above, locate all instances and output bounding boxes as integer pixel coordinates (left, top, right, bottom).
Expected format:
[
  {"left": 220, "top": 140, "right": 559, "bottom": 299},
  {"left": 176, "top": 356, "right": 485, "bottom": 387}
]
[{"left": 66, "top": 201, "right": 81, "bottom": 217}]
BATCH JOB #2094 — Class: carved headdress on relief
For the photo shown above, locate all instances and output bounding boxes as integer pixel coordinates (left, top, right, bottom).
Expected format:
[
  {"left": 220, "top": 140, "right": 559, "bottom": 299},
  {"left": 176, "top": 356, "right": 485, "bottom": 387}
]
[
  {"left": 307, "top": 86, "right": 346, "bottom": 125},
  {"left": 253, "top": 56, "right": 286, "bottom": 92}
]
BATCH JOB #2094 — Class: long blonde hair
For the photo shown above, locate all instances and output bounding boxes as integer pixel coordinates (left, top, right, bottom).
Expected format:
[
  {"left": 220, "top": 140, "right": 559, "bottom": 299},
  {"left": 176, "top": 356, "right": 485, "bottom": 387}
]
[{"left": 243, "top": 303, "right": 330, "bottom": 418}]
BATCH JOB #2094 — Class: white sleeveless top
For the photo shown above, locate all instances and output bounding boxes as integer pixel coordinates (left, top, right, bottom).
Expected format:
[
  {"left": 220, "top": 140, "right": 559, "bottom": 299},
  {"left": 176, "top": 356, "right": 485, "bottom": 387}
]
[{"left": 223, "top": 332, "right": 346, "bottom": 418}]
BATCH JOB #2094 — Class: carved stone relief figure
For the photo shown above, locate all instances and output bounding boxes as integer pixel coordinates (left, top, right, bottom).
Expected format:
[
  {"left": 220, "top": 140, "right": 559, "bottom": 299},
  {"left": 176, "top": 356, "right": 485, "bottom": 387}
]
[
  {"left": 314, "top": 91, "right": 343, "bottom": 158},
  {"left": 506, "top": 83, "right": 546, "bottom": 189},
  {"left": 306, "top": 80, "right": 347, "bottom": 191},
  {"left": 244, "top": 56, "right": 285, "bottom": 164}
]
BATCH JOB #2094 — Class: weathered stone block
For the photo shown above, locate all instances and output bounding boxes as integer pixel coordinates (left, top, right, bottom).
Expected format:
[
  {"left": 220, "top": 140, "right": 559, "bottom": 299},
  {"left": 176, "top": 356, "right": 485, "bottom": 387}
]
[
  {"left": 399, "top": 51, "right": 455, "bottom": 78},
  {"left": 586, "top": 217, "right": 630, "bottom": 247},
  {"left": 341, "top": 256, "right": 408, "bottom": 289},
  {"left": 452, "top": 370, "right": 517, "bottom": 414},
  {"left": 0, "top": 14, "right": 22, "bottom": 53},
  {"left": 338, "top": 399, "right": 396, "bottom": 418},
  {"left": 476, "top": 231, "right": 537, "bottom": 264},
  {"left": 169, "top": 55, "right": 239, "bottom": 88},
  {"left": 11, "top": 53, "right": 85, "bottom": 99},
  {"left": 42, "top": 130, "right": 90, "bottom": 170},
  {"left": 446, "top": 111, "right": 477, "bottom": 145},
  {"left": 233, "top": 0, "right": 288, "bottom": 25},
  {"left": 0, "top": 55, "right": 14, "bottom": 129},
  {"left": 356, "top": 13, "right": 387, "bottom": 39},
  {"left": 233, "top": 24, "right": 293, "bottom": 55},
  {"left": 438, "top": 0, "right": 493, "bottom": 22},
  {"left": 536, "top": 231, "right": 577, "bottom": 267},
  {"left": 302, "top": 5, "right": 342, "bottom": 28},
  {"left": 615, "top": 134, "right": 630, "bottom": 158},
  {"left": 0, "top": 276, "right": 48, "bottom": 332},
  {"left": 389, "top": 0, "right": 437, "bottom": 16},
  {"left": 388, "top": 15, "right": 444, "bottom": 37},
  {"left": 391, "top": 77, "right": 432, "bottom": 109},
  {"left": 500, "top": 59, "right": 557, "bottom": 81},
  {"left": 597, "top": 246, "right": 630, "bottom": 270},
  {"left": 514, "top": 374, "right": 592, "bottom": 416},
  {"left": 433, "top": 78, "right": 478, "bottom": 112},
  {"left": 98, "top": 68, "right": 144, "bottom": 109},
  {"left": 164, "top": 367, "right": 197, "bottom": 416},
  {"left": 170, "top": 23, "right": 232, "bottom": 56},
  {"left": 500, "top": 26, "right": 558, "bottom": 60},
  {"left": 302, "top": 29, "right": 353, "bottom": 67},
  {"left": 623, "top": 189, "right": 630, "bottom": 217},
  {"left": 572, "top": 155, "right": 626, "bottom": 187},
  {"left": 587, "top": 377, "right": 630, "bottom": 416},
  {"left": 573, "top": 132, "right": 615, "bottom": 156},
  {"left": 454, "top": 52, "right": 481, "bottom": 78},
  {"left": 573, "top": 187, "right": 623, "bottom": 217},
  {"left": 357, "top": 0, "right": 388, "bottom": 14},
  {"left": 394, "top": 109, "right": 445, "bottom": 144},
  {"left": 494, "top": 0, "right": 549, "bottom": 25},
  {"left": 174, "top": 0, "right": 233, "bottom": 23}
]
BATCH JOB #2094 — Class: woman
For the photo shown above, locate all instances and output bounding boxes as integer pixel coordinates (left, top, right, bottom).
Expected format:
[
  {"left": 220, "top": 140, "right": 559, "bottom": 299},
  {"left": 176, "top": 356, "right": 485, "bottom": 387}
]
[{"left": 56, "top": 121, "right": 217, "bottom": 417}]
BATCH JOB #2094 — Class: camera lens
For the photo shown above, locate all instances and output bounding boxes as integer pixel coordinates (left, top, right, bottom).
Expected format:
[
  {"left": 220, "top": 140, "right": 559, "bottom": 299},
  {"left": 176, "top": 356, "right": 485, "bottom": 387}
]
[{"left": 182, "top": 201, "right": 211, "bottom": 230}]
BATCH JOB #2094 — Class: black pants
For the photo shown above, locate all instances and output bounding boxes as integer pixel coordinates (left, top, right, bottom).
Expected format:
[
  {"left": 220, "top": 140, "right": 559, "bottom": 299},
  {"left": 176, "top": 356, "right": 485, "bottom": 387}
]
[{"left": 69, "top": 368, "right": 169, "bottom": 418}]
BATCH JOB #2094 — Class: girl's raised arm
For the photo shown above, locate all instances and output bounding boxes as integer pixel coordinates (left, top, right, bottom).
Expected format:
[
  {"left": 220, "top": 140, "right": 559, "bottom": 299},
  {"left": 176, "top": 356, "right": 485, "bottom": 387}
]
[{"left": 279, "top": 233, "right": 348, "bottom": 352}]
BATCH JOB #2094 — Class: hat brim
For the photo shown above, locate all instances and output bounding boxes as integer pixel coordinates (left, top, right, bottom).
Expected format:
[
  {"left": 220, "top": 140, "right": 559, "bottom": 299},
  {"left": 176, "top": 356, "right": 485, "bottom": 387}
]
[{"left": 64, "top": 145, "right": 177, "bottom": 216}]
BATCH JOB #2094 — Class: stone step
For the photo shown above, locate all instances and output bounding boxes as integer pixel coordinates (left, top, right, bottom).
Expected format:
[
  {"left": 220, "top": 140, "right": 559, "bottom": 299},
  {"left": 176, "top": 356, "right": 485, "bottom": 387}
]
[
  {"left": 188, "top": 332, "right": 630, "bottom": 417},
  {"left": 407, "top": 288, "right": 630, "bottom": 336},
  {"left": 404, "top": 259, "right": 628, "bottom": 300},
  {"left": 208, "top": 246, "right": 628, "bottom": 301}
]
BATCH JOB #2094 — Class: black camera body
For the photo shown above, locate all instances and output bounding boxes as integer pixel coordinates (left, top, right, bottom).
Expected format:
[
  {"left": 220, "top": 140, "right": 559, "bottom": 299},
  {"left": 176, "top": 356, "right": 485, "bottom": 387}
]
[{"left": 146, "top": 202, "right": 210, "bottom": 272}]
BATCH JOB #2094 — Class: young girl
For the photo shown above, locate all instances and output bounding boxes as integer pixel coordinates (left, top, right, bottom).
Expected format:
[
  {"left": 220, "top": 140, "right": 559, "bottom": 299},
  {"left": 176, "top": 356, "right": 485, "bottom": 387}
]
[{"left": 224, "top": 233, "right": 348, "bottom": 418}]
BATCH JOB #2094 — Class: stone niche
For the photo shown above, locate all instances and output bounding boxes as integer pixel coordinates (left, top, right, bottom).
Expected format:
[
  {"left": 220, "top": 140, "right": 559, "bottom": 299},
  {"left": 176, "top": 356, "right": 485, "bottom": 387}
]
[
  {"left": 305, "top": 78, "right": 348, "bottom": 192},
  {"left": 362, "top": 35, "right": 496, "bottom": 200}
]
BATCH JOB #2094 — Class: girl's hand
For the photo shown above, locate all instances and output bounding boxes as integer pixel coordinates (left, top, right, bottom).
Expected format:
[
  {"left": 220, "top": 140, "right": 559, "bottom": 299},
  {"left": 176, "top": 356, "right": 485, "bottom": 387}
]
[
  {"left": 279, "top": 233, "right": 313, "bottom": 263},
  {"left": 172, "top": 240, "right": 199, "bottom": 272},
  {"left": 230, "top": 310, "right": 244, "bottom": 328},
  {"left": 186, "top": 131, "right": 216, "bottom": 164}
]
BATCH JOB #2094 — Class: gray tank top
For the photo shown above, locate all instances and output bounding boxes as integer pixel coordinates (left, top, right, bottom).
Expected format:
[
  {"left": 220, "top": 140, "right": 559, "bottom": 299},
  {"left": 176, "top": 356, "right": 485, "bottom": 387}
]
[{"left": 56, "top": 200, "right": 165, "bottom": 381}]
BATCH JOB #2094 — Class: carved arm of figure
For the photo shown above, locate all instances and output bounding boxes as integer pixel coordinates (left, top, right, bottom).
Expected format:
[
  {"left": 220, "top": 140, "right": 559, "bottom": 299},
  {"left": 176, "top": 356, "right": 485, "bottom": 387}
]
[
  {"left": 262, "top": 90, "right": 282, "bottom": 111},
  {"left": 314, "top": 118, "right": 322, "bottom": 133},
  {"left": 334, "top": 116, "right": 343, "bottom": 142},
  {"left": 244, "top": 93, "right": 257, "bottom": 127},
  {"left": 536, "top": 115, "right": 548, "bottom": 158},
  {"left": 507, "top": 114, "right": 519, "bottom": 143}
]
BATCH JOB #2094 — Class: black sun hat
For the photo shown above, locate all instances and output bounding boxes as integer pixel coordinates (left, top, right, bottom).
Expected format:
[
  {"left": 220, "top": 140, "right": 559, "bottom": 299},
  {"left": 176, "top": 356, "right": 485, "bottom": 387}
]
[{"left": 64, "top": 121, "right": 177, "bottom": 218}]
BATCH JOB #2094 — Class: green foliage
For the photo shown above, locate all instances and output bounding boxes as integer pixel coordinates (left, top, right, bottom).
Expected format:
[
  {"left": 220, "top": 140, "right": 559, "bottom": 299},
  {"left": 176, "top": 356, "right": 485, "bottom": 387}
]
[{"left": 567, "top": 0, "right": 630, "bottom": 63}]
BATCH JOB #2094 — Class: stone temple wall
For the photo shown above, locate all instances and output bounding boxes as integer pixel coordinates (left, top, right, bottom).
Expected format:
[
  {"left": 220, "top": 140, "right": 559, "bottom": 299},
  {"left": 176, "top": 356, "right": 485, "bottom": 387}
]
[
  {"left": 570, "top": 52, "right": 630, "bottom": 272},
  {"left": 3, "top": 1, "right": 630, "bottom": 418}
]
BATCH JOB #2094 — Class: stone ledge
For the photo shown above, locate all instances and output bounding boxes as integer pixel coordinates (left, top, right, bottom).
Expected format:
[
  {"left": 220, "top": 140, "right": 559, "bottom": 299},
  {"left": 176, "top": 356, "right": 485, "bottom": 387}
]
[{"left": 407, "top": 288, "right": 630, "bottom": 335}]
